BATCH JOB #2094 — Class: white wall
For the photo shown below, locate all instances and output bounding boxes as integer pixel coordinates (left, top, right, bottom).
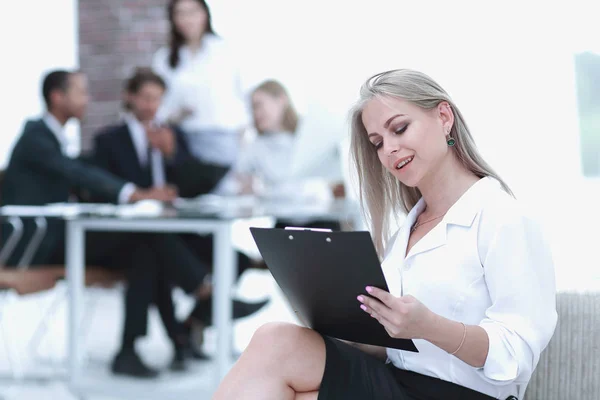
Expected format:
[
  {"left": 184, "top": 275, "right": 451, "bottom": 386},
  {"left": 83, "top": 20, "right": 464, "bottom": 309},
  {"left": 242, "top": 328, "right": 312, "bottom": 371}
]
[
  {"left": 213, "top": 0, "right": 583, "bottom": 193},
  {"left": 212, "top": 0, "right": 600, "bottom": 288},
  {"left": 0, "top": 0, "right": 79, "bottom": 168}
]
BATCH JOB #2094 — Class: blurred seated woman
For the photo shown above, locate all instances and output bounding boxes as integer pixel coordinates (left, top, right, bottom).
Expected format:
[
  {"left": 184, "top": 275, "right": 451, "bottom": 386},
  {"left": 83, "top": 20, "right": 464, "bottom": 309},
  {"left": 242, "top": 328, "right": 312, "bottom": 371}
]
[{"left": 229, "top": 79, "right": 344, "bottom": 230}]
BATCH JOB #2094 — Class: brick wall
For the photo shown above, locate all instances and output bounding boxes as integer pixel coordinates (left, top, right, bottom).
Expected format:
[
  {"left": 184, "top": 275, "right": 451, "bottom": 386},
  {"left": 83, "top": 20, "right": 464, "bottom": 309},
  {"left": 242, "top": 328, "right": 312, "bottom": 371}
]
[{"left": 78, "top": 0, "right": 169, "bottom": 150}]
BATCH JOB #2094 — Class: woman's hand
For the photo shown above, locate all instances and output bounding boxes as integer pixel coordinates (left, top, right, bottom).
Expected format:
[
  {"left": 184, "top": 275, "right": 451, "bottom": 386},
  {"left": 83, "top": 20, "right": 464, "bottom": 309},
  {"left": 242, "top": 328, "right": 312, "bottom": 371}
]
[{"left": 357, "top": 286, "right": 437, "bottom": 340}]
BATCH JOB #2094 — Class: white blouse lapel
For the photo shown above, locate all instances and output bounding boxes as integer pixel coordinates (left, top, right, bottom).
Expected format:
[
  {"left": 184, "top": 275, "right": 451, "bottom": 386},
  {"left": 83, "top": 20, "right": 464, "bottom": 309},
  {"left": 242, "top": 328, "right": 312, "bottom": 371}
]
[
  {"left": 380, "top": 199, "right": 425, "bottom": 297},
  {"left": 380, "top": 229, "right": 405, "bottom": 297},
  {"left": 405, "top": 221, "right": 448, "bottom": 259}
]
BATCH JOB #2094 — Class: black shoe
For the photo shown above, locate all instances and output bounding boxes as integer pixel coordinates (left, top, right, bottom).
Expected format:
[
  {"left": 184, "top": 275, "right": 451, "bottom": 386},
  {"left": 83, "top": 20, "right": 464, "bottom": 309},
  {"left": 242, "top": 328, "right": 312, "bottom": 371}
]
[
  {"left": 111, "top": 349, "right": 160, "bottom": 379},
  {"left": 190, "top": 298, "right": 269, "bottom": 326},
  {"left": 170, "top": 346, "right": 188, "bottom": 372},
  {"left": 184, "top": 344, "right": 211, "bottom": 361}
]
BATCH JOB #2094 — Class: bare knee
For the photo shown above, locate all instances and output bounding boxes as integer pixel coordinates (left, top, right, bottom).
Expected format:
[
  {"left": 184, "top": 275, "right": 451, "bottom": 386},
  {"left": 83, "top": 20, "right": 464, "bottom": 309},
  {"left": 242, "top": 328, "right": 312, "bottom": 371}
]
[
  {"left": 295, "top": 392, "right": 318, "bottom": 400},
  {"left": 238, "top": 322, "right": 325, "bottom": 393},
  {"left": 248, "top": 322, "right": 314, "bottom": 360},
  {"left": 250, "top": 322, "right": 305, "bottom": 348}
]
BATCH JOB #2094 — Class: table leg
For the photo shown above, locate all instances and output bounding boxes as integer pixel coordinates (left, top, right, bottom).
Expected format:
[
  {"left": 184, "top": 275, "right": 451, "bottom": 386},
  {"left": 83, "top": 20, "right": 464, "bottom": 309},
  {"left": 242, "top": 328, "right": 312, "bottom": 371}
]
[
  {"left": 212, "top": 222, "right": 236, "bottom": 387},
  {"left": 66, "top": 221, "right": 85, "bottom": 391}
]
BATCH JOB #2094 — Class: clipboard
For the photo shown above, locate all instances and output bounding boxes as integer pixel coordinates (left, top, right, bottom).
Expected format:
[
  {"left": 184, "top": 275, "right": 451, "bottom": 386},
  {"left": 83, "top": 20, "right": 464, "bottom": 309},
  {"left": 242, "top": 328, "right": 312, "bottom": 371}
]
[{"left": 250, "top": 227, "right": 418, "bottom": 352}]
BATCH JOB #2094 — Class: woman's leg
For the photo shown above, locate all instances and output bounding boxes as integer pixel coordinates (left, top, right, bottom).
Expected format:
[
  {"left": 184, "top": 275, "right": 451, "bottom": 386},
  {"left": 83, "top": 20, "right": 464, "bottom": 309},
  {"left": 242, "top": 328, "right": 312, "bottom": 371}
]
[
  {"left": 213, "top": 322, "right": 326, "bottom": 400},
  {"left": 295, "top": 392, "right": 318, "bottom": 400}
]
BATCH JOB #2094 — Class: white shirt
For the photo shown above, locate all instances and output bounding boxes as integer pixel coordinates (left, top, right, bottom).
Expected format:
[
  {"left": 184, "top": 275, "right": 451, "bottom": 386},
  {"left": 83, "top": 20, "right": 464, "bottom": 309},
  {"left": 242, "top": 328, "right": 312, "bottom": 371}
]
[
  {"left": 382, "top": 177, "right": 557, "bottom": 399},
  {"left": 152, "top": 35, "right": 248, "bottom": 132},
  {"left": 236, "top": 132, "right": 295, "bottom": 187},
  {"left": 43, "top": 113, "right": 69, "bottom": 154},
  {"left": 223, "top": 132, "right": 331, "bottom": 201},
  {"left": 42, "top": 113, "right": 135, "bottom": 204},
  {"left": 124, "top": 114, "right": 166, "bottom": 187}
]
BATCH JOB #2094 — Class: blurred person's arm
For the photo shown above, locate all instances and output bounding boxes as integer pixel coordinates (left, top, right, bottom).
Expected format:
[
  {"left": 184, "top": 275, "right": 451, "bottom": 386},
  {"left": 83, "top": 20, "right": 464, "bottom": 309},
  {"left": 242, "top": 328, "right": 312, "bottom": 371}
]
[
  {"left": 165, "top": 126, "right": 230, "bottom": 198},
  {"left": 90, "top": 129, "right": 177, "bottom": 203},
  {"left": 21, "top": 126, "right": 168, "bottom": 203}
]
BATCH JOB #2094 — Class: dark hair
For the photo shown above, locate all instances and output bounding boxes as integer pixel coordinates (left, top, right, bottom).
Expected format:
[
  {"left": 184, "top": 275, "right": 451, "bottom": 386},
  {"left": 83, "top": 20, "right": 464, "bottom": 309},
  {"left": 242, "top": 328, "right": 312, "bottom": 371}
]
[
  {"left": 167, "top": 0, "right": 216, "bottom": 69},
  {"left": 253, "top": 80, "right": 299, "bottom": 134},
  {"left": 42, "top": 70, "right": 72, "bottom": 109},
  {"left": 123, "top": 67, "right": 166, "bottom": 110}
]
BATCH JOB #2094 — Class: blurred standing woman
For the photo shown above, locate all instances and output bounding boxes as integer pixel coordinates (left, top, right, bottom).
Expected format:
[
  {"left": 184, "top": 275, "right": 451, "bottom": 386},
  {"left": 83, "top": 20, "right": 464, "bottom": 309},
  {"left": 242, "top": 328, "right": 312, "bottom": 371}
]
[{"left": 153, "top": 0, "right": 248, "bottom": 170}]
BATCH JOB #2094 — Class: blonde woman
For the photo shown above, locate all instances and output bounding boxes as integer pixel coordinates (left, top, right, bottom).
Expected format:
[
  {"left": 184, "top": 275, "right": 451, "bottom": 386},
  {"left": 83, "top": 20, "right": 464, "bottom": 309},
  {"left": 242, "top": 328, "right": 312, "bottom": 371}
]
[
  {"left": 231, "top": 79, "right": 342, "bottom": 230},
  {"left": 212, "top": 70, "right": 557, "bottom": 400},
  {"left": 233, "top": 80, "right": 299, "bottom": 195}
]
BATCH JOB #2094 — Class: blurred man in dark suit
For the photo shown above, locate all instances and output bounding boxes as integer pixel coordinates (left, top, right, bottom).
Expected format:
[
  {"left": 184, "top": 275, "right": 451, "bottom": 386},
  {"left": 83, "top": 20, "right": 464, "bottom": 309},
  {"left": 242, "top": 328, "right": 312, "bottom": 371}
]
[
  {"left": 91, "top": 68, "right": 268, "bottom": 359},
  {"left": 0, "top": 70, "right": 207, "bottom": 377},
  {"left": 92, "top": 68, "right": 230, "bottom": 198}
]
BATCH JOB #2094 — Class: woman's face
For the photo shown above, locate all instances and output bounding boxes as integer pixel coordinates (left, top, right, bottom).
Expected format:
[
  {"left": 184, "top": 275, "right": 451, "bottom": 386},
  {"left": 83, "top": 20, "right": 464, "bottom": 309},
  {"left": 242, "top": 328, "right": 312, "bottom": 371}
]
[
  {"left": 361, "top": 96, "right": 453, "bottom": 188},
  {"left": 252, "top": 90, "right": 287, "bottom": 133},
  {"left": 173, "top": 0, "right": 208, "bottom": 42}
]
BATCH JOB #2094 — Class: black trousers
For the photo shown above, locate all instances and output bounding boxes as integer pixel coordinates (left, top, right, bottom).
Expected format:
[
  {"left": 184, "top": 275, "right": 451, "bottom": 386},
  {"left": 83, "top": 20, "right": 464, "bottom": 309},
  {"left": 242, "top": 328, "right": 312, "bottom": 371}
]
[
  {"left": 178, "top": 221, "right": 342, "bottom": 280},
  {"left": 179, "top": 234, "right": 254, "bottom": 279},
  {"left": 47, "top": 232, "right": 210, "bottom": 346}
]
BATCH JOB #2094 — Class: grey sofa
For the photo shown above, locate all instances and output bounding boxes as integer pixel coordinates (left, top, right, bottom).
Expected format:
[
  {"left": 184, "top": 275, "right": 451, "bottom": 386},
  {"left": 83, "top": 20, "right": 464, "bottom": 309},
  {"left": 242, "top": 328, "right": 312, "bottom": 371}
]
[{"left": 525, "top": 291, "right": 600, "bottom": 399}]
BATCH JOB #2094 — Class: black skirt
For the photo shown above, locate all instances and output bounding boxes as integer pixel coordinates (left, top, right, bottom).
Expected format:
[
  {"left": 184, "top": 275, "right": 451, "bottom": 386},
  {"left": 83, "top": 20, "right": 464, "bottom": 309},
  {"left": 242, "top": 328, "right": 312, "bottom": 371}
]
[{"left": 318, "top": 336, "right": 497, "bottom": 400}]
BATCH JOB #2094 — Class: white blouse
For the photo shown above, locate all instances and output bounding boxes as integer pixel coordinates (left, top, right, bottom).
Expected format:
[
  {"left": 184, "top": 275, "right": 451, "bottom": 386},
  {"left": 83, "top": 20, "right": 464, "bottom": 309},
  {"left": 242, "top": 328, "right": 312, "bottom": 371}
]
[
  {"left": 152, "top": 34, "right": 249, "bottom": 132},
  {"left": 229, "top": 132, "right": 332, "bottom": 201},
  {"left": 235, "top": 132, "right": 295, "bottom": 188},
  {"left": 382, "top": 177, "right": 557, "bottom": 399}
]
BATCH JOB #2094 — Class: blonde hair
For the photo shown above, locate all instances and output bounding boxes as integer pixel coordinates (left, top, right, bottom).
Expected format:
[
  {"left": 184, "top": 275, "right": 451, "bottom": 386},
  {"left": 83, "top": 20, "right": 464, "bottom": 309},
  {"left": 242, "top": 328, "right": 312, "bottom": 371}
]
[
  {"left": 252, "top": 80, "right": 299, "bottom": 134},
  {"left": 350, "top": 69, "right": 512, "bottom": 256}
]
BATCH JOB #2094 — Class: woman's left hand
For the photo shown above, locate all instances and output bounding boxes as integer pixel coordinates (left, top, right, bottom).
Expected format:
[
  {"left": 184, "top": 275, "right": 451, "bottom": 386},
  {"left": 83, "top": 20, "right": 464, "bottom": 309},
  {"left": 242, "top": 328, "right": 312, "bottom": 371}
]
[{"left": 358, "top": 286, "right": 436, "bottom": 340}]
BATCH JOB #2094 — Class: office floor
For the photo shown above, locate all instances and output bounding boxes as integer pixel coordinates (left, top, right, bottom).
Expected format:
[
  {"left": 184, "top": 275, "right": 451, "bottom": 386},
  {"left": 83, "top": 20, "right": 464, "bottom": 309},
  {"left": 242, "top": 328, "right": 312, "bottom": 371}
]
[{"left": 0, "top": 269, "right": 295, "bottom": 400}]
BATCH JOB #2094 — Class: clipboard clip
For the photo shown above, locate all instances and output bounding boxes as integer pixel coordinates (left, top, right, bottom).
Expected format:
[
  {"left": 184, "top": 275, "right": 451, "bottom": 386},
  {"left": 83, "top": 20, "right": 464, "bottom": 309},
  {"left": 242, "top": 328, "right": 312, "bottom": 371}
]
[{"left": 284, "top": 226, "right": 333, "bottom": 233}]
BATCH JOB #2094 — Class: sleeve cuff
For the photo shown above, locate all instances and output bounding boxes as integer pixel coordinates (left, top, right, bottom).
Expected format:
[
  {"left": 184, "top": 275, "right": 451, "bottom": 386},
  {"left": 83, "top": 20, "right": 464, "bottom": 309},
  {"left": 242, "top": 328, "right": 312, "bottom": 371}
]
[
  {"left": 118, "top": 183, "right": 137, "bottom": 204},
  {"left": 477, "top": 322, "right": 520, "bottom": 383}
]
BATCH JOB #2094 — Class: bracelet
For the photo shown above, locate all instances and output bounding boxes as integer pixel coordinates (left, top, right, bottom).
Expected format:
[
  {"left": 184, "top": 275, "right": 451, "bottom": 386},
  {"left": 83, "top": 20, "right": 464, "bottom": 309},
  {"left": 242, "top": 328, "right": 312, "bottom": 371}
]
[{"left": 450, "top": 322, "right": 467, "bottom": 355}]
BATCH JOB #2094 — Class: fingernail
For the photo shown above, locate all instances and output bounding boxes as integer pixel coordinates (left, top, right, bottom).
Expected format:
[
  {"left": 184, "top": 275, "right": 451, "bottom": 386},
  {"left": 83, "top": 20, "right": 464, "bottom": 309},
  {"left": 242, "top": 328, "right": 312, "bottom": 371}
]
[
  {"left": 360, "top": 305, "right": 367, "bottom": 311},
  {"left": 357, "top": 296, "right": 364, "bottom": 302},
  {"left": 366, "top": 286, "right": 373, "bottom": 293}
]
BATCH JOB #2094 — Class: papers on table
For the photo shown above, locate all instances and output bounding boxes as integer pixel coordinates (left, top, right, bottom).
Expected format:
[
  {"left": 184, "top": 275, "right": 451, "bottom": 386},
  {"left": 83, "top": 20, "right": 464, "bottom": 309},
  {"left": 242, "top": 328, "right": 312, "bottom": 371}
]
[{"left": 0, "top": 201, "right": 165, "bottom": 219}]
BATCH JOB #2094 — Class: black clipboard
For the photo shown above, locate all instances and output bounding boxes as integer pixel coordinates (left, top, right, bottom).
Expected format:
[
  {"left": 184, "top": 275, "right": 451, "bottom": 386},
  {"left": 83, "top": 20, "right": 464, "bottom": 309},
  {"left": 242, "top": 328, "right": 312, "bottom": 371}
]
[{"left": 250, "top": 227, "right": 418, "bottom": 352}]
